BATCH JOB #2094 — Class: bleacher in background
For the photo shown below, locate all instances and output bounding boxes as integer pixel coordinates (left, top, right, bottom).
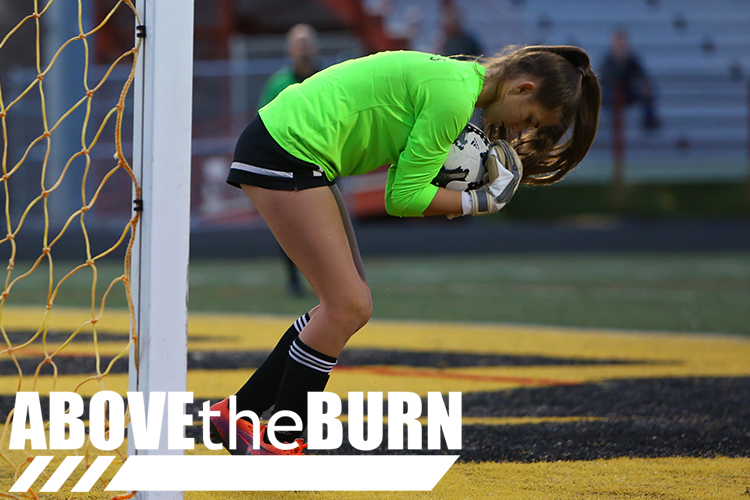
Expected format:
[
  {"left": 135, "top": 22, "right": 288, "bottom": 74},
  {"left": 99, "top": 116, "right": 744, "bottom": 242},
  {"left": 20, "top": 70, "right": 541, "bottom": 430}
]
[
  {"left": 366, "top": 0, "right": 749, "bottom": 184},
  {"left": 1, "top": 0, "right": 747, "bottom": 229}
]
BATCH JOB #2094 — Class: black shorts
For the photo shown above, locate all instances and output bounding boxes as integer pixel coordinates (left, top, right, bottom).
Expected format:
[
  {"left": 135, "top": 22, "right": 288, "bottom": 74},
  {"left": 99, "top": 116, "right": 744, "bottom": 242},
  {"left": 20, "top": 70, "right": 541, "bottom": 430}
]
[{"left": 227, "top": 115, "right": 335, "bottom": 191}]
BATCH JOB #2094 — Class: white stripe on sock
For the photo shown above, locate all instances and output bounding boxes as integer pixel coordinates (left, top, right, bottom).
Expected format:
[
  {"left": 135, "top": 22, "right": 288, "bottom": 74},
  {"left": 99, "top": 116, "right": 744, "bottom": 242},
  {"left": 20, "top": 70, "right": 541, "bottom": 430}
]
[
  {"left": 290, "top": 343, "right": 336, "bottom": 370},
  {"left": 290, "top": 341, "right": 335, "bottom": 366},
  {"left": 294, "top": 315, "right": 309, "bottom": 333},
  {"left": 289, "top": 340, "right": 336, "bottom": 373},
  {"left": 289, "top": 349, "right": 330, "bottom": 373}
]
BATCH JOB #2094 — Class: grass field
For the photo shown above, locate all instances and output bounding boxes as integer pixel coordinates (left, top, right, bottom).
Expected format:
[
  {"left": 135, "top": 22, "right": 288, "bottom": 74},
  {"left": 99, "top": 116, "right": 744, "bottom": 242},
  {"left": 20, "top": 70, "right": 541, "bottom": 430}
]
[
  {"left": 8, "top": 252, "right": 750, "bottom": 334},
  {"left": 192, "top": 252, "right": 750, "bottom": 335},
  {"left": 1, "top": 251, "right": 749, "bottom": 498},
  {"left": 505, "top": 182, "right": 750, "bottom": 218}
]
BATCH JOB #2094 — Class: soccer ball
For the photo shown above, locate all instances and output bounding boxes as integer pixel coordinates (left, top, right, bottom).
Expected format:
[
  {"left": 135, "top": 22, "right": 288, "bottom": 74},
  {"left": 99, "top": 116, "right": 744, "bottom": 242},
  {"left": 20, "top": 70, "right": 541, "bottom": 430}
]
[{"left": 432, "top": 122, "right": 490, "bottom": 192}]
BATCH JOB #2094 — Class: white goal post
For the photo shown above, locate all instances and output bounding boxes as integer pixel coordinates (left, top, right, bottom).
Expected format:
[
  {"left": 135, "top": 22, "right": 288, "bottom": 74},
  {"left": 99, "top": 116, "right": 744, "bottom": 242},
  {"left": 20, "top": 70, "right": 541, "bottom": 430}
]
[{"left": 128, "top": 1, "right": 194, "bottom": 499}]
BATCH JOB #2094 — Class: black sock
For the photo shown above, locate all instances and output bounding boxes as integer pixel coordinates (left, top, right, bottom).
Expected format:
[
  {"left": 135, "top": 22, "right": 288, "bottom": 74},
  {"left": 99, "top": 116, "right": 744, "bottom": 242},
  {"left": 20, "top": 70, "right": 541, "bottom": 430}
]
[
  {"left": 267, "top": 337, "right": 337, "bottom": 444},
  {"left": 234, "top": 314, "right": 310, "bottom": 415}
]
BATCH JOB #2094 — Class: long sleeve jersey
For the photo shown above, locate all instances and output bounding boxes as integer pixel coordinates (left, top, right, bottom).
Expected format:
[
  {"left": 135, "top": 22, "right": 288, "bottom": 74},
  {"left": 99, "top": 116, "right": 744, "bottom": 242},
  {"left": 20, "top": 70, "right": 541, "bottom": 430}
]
[{"left": 258, "top": 51, "right": 485, "bottom": 217}]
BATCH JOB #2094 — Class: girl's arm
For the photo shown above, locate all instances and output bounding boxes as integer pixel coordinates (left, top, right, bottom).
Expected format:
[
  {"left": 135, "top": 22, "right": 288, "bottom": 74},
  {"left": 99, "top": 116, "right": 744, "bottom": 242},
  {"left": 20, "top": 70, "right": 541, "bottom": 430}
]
[{"left": 422, "top": 188, "right": 463, "bottom": 217}]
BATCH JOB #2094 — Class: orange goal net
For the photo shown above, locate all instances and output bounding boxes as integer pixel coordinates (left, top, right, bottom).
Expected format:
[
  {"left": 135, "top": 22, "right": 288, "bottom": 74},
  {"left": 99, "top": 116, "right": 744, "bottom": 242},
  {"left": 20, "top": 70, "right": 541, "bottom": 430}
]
[{"left": 0, "top": 1, "right": 142, "bottom": 497}]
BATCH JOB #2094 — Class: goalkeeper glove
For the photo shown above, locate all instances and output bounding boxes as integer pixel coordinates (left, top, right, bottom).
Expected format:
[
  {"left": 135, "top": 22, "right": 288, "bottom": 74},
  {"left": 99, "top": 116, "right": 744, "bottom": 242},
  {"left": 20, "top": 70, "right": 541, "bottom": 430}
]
[
  {"left": 482, "top": 140, "right": 523, "bottom": 209},
  {"left": 452, "top": 140, "right": 523, "bottom": 218},
  {"left": 457, "top": 188, "right": 498, "bottom": 217}
]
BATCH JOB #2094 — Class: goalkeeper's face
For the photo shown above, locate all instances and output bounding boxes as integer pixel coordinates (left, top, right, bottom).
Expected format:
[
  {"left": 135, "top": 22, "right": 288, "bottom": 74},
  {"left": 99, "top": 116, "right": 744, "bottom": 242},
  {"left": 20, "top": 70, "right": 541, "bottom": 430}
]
[{"left": 482, "top": 78, "right": 559, "bottom": 140}]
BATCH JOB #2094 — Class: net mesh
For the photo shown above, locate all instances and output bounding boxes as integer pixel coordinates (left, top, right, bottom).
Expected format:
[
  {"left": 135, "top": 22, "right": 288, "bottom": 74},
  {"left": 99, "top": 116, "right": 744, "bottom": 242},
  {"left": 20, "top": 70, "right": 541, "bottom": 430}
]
[{"left": 0, "top": 1, "right": 141, "bottom": 497}]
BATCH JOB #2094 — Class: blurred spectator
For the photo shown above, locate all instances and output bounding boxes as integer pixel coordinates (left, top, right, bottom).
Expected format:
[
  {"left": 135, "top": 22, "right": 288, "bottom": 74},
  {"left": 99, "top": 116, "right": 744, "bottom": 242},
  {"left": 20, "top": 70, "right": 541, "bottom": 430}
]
[
  {"left": 672, "top": 12, "right": 688, "bottom": 32},
  {"left": 599, "top": 29, "right": 661, "bottom": 129},
  {"left": 258, "top": 24, "right": 321, "bottom": 297},
  {"left": 258, "top": 24, "right": 320, "bottom": 108},
  {"left": 438, "top": 1, "right": 484, "bottom": 58},
  {"left": 729, "top": 59, "right": 743, "bottom": 81}
]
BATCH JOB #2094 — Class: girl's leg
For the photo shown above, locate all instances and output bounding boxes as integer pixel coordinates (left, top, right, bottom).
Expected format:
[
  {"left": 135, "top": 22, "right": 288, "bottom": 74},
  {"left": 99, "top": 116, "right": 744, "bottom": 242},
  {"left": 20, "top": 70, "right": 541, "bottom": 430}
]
[
  {"left": 234, "top": 183, "right": 368, "bottom": 417},
  {"left": 241, "top": 184, "right": 371, "bottom": 357},
  {"left": 329, "top": 183, "right": 367, "bottom": 283},
  {"left": 237, "top": 184, "right": 370, "bottom": 442},
  {"left": 233, "top": 310, "right": 315, "bottom": 416}
]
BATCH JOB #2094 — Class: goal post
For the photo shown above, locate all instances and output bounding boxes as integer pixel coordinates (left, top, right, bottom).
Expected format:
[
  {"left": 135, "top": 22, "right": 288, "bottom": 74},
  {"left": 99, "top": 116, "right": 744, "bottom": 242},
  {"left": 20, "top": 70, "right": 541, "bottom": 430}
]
[
  {"left": 128, "top": 2, "right": 193, "bottom": 498},
  {"left": 0, "top": 0, "right": 193, "bottom": 496}
]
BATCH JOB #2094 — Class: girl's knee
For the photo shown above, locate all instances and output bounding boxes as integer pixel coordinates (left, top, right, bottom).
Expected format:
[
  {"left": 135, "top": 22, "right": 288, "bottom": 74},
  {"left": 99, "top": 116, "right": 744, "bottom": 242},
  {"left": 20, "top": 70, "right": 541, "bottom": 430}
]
[
  {"left": 356, "top": 292, "right": 373, "bottom": 330},
  {"left": 348, "top": 288, "right": 373, "bottom": 329},
  {"left": 330, "top": 286, "right": 371, "bottom": 331}
]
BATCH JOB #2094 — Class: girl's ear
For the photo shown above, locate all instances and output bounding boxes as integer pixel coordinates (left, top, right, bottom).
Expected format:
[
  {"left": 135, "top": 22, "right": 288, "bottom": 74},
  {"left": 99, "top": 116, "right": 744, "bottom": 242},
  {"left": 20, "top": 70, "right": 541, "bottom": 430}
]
[{"left": 515, "top": 81, "right": 537, "bottom": 94}]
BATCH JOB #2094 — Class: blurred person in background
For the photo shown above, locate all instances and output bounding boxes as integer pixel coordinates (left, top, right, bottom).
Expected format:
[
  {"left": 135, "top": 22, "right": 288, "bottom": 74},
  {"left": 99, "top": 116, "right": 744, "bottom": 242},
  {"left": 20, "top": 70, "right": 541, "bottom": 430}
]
[
  {"left": 438, "top": 0, "right": 484, "bottom": 58},
  {"left": 258, "top": 24, "right": 321, "bottom": 109},
  {"left": 599, "top": 28, "right": 661, "bottom": 129},
  {"left": 258, "top": 24, "right": 321, "bottom": 297}
]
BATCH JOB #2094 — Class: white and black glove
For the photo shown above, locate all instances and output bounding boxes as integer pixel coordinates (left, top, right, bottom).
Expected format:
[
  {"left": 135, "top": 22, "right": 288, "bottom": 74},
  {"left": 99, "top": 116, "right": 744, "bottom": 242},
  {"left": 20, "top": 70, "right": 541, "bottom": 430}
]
[
  {"left": 454, "top": 140, "right": 523, "bottom": 217},
  {"left": 482, "top": 140, "right": 523, "bottom": 210},
  {"left": 456, "top": 187, "right": 498, "bottom": 217}
]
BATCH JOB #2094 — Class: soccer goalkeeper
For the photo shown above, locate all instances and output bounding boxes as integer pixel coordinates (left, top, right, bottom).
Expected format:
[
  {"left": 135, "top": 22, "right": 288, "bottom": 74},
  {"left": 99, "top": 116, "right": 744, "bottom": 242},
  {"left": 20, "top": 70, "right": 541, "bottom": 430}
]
[{"left": 210, "top": 46, "right": 601, "bottom": 455}]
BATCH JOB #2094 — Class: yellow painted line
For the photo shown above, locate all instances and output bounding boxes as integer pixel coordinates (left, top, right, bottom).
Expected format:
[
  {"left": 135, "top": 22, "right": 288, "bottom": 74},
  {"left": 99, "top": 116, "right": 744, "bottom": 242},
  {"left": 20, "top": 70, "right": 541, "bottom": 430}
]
[
  {"left": 1, "top": 428, "right": 748, "bottom": 499},
  {"left": 2, "top": 307, "right": 750, "bottom": 400},
  {"left": 183, "top": 455, "right": 750, "bottom": 500},
  {"left": 4, "top": 306, "right": 750, "bottom": 359},
  {"left": 4, "top": 307, "right": 750, "bottom": 365},
  {"left": 460, "top": 416, "right": 605, "bottom": 426},
  {"left": 426, "top": 456, "right": 750, "bottom": 500},
  {"left": 7, "top": 355, "right": 747, "bottom": 404},
  {"left": 3, "top": 449, "right": 746, "bottom": 500},
  {"left": 331, "top": 415, "right": 605, "bottom": 426},
  {"left": 0, "top": 306, "right": 132, "bottom": 333},
  {"left": 0, "top": 372, "right": 116, "bottom": 397},
  {"left": 193, "top": 315, "right": 750, "bottom": 382},
  {"left": 3, "top": 344, "right": 750, "bottom": 399},
  {"left": 0, "top": 367, "right": 561, "bottom": 398}
]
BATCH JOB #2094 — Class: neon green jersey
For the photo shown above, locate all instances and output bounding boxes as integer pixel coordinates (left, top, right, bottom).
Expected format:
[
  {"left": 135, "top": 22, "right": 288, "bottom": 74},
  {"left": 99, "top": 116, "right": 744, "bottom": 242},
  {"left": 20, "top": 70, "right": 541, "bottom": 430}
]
[{"left": 258, "top": 51, "right": 485, "bottom": 217}]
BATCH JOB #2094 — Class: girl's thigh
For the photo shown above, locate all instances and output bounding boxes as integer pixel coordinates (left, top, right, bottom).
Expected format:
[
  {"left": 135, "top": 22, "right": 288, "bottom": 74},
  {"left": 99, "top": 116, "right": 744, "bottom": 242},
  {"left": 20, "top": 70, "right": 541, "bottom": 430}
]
[{"left": 240, "top": 184, "right": 368, "bottom": 313}]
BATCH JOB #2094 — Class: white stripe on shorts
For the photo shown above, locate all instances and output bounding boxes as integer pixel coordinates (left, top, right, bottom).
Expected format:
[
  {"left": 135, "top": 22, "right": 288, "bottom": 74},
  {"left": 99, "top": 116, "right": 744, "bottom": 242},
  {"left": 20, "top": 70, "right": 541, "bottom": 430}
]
[
  {"left": 231, "top": 161, "right": 293, "bottom": 178},
  {"left": 230, "top": 161, "right": 325, "bottom": 178}
]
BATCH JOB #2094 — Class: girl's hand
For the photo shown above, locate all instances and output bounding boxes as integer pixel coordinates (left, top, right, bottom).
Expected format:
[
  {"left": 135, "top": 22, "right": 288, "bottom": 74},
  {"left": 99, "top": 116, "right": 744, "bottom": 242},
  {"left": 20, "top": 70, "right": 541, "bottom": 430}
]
[
  {"left": 448, "top": 188, "right": 497, "bottom": 219},
  {"left": 483, "top": 140, "right": 523, "bottom": 205},
  {"left": 448, "top": 140, "right": 524, "bottom": 219}
]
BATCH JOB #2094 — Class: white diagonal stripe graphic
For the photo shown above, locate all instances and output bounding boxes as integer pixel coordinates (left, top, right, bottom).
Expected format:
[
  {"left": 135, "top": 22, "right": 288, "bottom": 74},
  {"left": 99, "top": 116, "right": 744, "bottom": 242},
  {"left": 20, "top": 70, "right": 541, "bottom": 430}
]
[
  {"left": 40, "top": 456, "right": 85, "bottom": 492},
  {"left": 71, "top": 456, "right": 116, "bottom": 492},
  {"left": 107, "top": 455, "right": 458, "bottom": 491},
  {"left": 9, "top": 456, "right": 53, "bottom": 492}
]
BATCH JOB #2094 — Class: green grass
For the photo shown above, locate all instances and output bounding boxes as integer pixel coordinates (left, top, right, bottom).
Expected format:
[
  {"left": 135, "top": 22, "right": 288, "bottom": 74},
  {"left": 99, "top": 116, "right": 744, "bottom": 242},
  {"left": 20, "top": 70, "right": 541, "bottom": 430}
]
[
  {"left": 505, "top": 182, "right": 750, "bottom": 218},
  {"left": 3, "top": 252, "right": 750, "bottom": 335},
  {"left": 188, "top": 253, "right": 750, "bottom": 335},
  {"left": 0, "top": 259, "right": 132, "bottom": 310}
]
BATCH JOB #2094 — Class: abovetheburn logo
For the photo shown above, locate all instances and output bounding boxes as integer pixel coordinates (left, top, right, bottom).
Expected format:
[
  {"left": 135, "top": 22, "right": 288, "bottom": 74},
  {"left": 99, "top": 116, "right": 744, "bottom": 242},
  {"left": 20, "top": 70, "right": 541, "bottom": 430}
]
[{"left": 8, "top": 391, "right": 462, "bottom": 492}]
